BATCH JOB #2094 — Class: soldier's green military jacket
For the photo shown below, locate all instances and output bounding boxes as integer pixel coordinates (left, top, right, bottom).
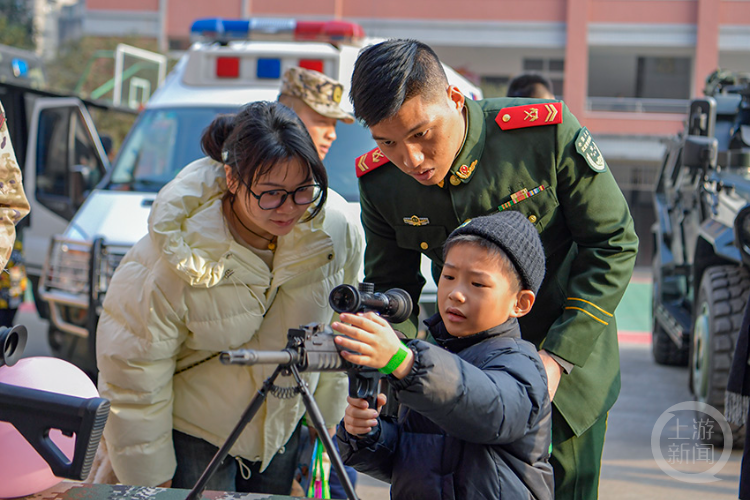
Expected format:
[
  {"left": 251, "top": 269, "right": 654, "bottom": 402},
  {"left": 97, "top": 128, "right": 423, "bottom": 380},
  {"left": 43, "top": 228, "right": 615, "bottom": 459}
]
[{"left": 358, "top": 97, "right": 638, "bottom": 436}]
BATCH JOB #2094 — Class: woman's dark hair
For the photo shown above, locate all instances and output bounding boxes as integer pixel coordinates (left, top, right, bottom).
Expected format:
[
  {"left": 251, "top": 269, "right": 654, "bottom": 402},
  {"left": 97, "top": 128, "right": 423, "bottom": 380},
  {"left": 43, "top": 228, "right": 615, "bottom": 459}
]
[
  {"left": 350, "top": 39, "right": 448, "bottom": 127},
  {"left": 201, "top": 101, "right": 328, "bottom": 221}
]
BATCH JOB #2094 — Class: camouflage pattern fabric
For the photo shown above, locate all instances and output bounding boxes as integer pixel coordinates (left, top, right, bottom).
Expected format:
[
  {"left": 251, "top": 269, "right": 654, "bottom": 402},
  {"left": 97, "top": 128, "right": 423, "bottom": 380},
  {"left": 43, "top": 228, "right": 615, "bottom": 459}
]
[
  {"left": 0, "top": 101, "right": 30, "bottom": 271},
  {"left": 20, "top": 482, "right": 310, "bottom": 500},
  {"left": 279, "top": 67, "right": 354, "bottom": 124}
]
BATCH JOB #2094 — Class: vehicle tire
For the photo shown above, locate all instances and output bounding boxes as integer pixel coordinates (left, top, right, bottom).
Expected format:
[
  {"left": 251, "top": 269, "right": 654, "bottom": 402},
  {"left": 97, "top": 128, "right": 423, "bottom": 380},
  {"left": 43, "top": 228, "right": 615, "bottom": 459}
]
[
  {"left": 47, "top": 324, "right": 66, "bottom": 357},
  {"left": 28, "top": 275, "right": 50, "bottom": 321},
  {"left": 652, "top": 273, "right": 688, "bottom": 366},
  {"left": 691, "top": 265, "right": 749, "bottom": 447},
  {"left": 47, "top": 324, "right": 81, "bottom": 362},
  {"left": 652, "top": 324, "right": 689, "bottom": 366}
]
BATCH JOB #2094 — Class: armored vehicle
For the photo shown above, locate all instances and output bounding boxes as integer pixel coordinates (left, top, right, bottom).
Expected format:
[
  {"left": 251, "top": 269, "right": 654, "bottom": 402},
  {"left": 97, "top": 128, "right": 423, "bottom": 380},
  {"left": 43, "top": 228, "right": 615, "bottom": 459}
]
[{"left": 652, "top": 70, "right": 750, "bottom": 443}]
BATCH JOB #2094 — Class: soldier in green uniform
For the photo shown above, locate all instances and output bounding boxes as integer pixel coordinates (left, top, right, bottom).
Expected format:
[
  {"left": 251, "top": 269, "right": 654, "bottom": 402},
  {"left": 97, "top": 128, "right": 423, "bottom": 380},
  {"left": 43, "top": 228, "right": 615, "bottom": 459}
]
[{"left": 349, "top": 39, "right": 638, "bottom": 499}]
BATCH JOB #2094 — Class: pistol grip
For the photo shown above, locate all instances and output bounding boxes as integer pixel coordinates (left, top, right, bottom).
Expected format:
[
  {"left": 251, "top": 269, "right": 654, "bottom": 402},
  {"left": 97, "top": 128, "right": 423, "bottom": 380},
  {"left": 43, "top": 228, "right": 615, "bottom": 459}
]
[{"left": 348, "top": 369, "right": 381, "bottom": 409}]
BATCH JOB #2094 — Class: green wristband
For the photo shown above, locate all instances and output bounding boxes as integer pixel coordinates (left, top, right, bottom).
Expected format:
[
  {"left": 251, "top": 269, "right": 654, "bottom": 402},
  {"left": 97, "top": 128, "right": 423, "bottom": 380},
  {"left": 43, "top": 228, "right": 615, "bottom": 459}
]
[{"left": 379, "top": 343, "right": 410, "bottom": 375}]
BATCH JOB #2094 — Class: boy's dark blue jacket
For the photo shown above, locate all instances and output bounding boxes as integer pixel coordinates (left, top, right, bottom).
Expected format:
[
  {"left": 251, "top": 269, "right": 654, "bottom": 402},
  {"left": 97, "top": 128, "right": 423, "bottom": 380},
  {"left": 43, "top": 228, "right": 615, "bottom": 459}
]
[{"left": 337, "top": 314, "right": 554, "bottom": 500}]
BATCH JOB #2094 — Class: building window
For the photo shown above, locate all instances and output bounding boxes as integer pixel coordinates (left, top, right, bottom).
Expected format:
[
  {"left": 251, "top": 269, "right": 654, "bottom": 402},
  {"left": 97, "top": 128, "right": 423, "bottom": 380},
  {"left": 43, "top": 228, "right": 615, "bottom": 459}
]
[
  {"left": 479, "top": 75, "right": 510, "bottom": 98},
  {"left": 635, "top": 56, "right": 691, "bottom": 99},
  {"left": 588, "top": 51, "right": 691, "bottom": 112},
  {"left": 523, "top": 59, "right": 545, "bottom": 72}
]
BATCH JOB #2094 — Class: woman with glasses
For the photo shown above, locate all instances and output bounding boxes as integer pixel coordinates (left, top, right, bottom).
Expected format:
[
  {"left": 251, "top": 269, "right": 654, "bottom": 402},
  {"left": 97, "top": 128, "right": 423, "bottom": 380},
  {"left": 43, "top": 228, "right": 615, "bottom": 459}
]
[{"left": 95, "top": 101, "right": 364, "bottom": 492}]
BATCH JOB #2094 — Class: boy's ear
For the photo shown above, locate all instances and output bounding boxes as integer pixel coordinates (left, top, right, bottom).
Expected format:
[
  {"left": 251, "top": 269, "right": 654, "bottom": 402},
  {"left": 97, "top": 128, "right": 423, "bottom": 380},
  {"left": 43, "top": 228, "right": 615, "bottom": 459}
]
[{"left": 510, "top": 290, "right": 536, "bottom": 318}]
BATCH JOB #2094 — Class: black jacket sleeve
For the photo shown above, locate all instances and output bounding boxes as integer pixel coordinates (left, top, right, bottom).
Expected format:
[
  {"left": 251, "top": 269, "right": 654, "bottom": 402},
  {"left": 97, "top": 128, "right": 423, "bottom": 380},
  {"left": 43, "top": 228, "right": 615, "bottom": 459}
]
[
  {"left": 337, "top": 416, "right": 399, "bottom": 483},
  {"left": 391, "top": 340, "right": 548, "bottom": 445}
]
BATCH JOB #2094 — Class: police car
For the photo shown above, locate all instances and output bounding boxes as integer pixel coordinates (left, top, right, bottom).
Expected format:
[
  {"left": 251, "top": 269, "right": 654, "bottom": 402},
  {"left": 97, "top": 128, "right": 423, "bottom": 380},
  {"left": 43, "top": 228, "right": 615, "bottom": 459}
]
[{"left": 39, "top": 18, "right": 482, "bottom": 374}]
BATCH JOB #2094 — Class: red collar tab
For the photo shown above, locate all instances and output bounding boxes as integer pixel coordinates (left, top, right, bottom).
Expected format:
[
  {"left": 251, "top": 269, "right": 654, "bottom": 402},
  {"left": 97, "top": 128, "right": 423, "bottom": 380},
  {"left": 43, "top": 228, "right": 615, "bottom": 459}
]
[
  {"left": 495, "top": 102, "right": 563, "bottom": 131},
  {"left": 355, "top": 147, "right": 390, "bottom": 178}
]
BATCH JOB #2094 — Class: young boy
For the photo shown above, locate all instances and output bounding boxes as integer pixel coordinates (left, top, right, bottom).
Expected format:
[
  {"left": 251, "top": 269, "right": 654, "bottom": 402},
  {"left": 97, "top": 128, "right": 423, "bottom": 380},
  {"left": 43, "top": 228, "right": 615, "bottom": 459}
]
[{"left": 332, "top": 211, "right": 553, "bottom": 499}]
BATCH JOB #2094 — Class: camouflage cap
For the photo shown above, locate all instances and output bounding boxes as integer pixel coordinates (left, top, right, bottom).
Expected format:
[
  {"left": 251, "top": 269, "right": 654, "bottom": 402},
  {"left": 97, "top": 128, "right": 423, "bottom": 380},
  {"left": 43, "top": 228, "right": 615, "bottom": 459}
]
[{"left": 280, "top": 67, "right": 355, "bottom": 124}]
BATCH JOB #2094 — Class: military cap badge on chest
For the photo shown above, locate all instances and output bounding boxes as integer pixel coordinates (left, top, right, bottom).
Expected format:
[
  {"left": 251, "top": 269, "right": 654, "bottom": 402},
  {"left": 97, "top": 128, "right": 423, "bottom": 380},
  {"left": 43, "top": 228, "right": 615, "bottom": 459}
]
[{"left": 403, "top": 215, "right": 430, "bottom": 226}]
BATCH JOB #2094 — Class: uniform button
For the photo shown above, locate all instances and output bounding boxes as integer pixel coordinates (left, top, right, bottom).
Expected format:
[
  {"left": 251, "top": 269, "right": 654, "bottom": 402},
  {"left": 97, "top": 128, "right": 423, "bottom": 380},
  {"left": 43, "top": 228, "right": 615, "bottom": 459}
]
[
  {"left": 420, "top": 242, "right": 429, "bottom": 250},
  {"left": 502, "top": 114, "right": 511, "bottom": 123},
  {"left": 327, "top": 253, "right": 334, "bottom": 260},
  {"left": 254, "top": 455, "right": 261, "bottom": 461},
  {"left": 226, "top": 252, "right": 233, "bottom": 259},
  {"left": 449, "top": 175, "right": 461, "bottom": 186},
  {"left": 278, "top": 446, "right": 286, "bottom": 454},
  {"left": 528, "top": 215, "right": 538, "bottom": 224}
]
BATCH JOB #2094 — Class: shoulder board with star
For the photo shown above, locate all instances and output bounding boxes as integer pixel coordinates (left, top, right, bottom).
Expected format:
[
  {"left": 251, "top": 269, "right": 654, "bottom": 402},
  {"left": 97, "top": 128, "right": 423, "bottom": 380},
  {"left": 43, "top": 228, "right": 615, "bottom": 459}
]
[
  {"left": 355, "top": 147, "right": 390, "bottom": 178},
  {"left": 495, "top": 102, "right": 563, "bottom": 131}
]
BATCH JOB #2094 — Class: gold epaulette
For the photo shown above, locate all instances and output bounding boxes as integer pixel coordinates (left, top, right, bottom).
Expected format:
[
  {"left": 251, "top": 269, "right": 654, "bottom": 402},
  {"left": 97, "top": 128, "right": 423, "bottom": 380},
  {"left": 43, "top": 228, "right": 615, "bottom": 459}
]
[
  {"left": 355, "top": 147, "right": 389, "bottom": 178},
  {"left": 495, "top": 102, "right": 562, "bottom": 131}
]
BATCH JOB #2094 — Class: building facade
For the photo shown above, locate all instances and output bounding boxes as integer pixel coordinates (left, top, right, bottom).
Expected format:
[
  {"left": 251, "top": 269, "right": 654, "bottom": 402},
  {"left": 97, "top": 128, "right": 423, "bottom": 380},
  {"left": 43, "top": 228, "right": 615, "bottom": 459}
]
[{"left": 73, "top": 0, "right": 750, "bottom": 264}]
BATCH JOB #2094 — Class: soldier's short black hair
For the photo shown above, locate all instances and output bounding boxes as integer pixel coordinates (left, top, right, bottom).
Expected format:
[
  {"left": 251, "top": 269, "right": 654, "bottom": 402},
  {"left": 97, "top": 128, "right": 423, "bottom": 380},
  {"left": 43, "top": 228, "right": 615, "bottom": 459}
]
[
  {"left": 350, "top": 39, "right": 448, "bottom": 127},
  {"left": 507, "top": 73, "right": 554, "bottom": 98}
]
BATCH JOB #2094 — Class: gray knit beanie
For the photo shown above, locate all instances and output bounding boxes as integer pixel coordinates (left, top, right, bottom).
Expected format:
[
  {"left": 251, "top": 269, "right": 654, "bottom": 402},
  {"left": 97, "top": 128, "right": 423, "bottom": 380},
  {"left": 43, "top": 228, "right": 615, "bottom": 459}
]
[{"left": 448, "top": 211, "right": 546, "bottom": 293}]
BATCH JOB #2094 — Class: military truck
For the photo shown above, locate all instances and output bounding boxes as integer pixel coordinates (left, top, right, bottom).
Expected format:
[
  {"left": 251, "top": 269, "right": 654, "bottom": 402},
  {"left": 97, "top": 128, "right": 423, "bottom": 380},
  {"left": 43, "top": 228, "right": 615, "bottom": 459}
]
[
  {"left": 0, "top": 39, "right": 162, "bottom": 370},
  {"left": 0, "top": 47, "right": 139, "bottom": 336},
  {"left": 652, "top": 70, "right": 750, "bottom": 443}
]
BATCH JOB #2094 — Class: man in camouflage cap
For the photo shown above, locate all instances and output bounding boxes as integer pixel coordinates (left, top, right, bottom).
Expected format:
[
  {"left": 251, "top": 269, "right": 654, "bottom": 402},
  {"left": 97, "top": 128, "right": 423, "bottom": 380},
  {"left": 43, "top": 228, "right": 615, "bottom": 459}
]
[
  {"left": 0, "top": 101, "right": 29, "bottom": 271},
  {"left": 273, "top": 67, "right": 359, "bottom": 499},
  {"left": 278, "top": 67, "right": 354, "bottom": 161}
]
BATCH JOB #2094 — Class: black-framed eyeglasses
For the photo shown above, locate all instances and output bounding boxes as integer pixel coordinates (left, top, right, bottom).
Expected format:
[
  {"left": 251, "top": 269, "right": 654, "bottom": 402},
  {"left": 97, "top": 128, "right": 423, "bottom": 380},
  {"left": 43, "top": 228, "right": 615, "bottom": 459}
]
[{"left": 248, "top": 184, "right": 323, "bottom": 210}]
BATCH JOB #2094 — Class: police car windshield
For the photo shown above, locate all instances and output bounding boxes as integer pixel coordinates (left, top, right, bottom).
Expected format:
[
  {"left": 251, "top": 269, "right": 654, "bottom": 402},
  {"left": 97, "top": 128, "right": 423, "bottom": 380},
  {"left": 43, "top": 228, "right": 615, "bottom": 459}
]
[
  {"left": 107, "top": 107, "right": 374, "bottom": 201},
  {"left": 108, "top": 107, "right": 234, "bottom": 192},
  {"left": 324, "top": 120, "right": 377, "bottom": 202}
]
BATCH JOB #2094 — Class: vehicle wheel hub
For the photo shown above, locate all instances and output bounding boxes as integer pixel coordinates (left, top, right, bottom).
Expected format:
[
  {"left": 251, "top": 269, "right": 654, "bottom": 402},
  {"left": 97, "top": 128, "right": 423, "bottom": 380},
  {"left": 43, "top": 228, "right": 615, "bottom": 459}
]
[{"left": 692, "top": 302, "right": 710, "bottom": 402}]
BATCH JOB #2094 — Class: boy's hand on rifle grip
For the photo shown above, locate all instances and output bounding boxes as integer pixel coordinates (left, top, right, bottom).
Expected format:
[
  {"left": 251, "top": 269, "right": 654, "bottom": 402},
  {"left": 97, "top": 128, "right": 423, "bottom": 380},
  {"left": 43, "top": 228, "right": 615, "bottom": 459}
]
[
  {"left": 343, "top": 393, "right": 387, "bottom": 436},
  {"left": 333, "top": 313, "right": 413, "bottom": 378}
]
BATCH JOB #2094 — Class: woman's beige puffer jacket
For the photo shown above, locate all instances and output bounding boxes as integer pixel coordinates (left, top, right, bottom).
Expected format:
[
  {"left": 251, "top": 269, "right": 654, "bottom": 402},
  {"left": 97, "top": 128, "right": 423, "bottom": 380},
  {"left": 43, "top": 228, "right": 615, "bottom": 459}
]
[{"left": 96, "top": 158, "right": 364, "bottom": 486}]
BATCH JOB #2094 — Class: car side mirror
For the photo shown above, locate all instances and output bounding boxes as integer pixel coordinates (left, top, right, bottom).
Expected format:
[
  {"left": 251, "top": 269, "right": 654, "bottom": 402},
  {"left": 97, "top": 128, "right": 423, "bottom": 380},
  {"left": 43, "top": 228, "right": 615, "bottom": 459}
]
[{"left": 682, "top": 136, "right": 718, "bottom": 171}]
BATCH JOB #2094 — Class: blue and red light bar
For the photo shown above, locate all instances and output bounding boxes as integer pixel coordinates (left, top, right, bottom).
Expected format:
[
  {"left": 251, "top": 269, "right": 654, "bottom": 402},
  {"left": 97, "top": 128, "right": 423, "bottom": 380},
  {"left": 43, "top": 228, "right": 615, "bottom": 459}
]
[
  {"left": 191, "top": 18, "right": 365, "bottom": 46},
  {"left": 214, "top": 55, "right": 287, "bottom": 80}
]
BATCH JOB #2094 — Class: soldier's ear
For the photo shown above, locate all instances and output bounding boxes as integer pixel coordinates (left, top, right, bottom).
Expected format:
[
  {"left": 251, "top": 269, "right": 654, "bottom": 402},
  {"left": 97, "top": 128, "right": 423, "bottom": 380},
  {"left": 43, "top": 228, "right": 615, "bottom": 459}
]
[{"left": 447, "top": 85, "right": 465, "bottom": 112}]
